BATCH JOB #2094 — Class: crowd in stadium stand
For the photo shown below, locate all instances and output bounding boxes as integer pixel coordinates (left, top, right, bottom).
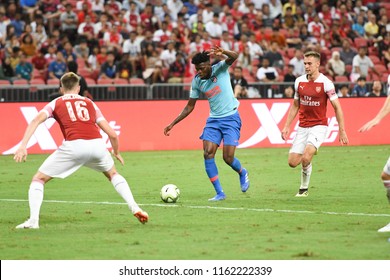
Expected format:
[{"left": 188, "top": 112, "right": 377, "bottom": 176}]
[{"left": 0, "top": 0, "right": 389, "bottom": 97}]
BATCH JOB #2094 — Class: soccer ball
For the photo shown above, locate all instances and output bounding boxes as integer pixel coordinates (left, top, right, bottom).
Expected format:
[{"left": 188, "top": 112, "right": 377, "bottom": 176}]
[{"left": 160, "top": 184, "right": 180, "bottom": 203}]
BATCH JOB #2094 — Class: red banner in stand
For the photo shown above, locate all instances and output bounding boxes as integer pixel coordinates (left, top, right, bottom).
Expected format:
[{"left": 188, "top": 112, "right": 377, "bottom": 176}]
[{"left": 0, "top": 98, "right": 389, "bottom": 155}]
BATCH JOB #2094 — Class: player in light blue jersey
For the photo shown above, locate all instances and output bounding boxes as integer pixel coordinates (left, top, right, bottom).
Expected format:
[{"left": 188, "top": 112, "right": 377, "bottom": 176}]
[{"left": 164, "top": 46, "right": 250, "bottom": 201}]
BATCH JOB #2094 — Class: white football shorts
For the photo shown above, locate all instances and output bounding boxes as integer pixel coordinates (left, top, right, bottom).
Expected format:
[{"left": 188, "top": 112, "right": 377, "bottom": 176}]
[
  {"left": 384, "top": 157, "right": 390, "bottom": 175},
  {"left": 289, "top": 125, "right": 328, "bottom": 154},
  {"left": 39, "top": 138, "right": 114, "bottom": 178}
]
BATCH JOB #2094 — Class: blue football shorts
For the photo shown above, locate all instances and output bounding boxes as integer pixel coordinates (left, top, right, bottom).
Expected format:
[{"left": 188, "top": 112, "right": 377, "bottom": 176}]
[{"left": 200, "top": 111, "right": 242, "bottom": 146}]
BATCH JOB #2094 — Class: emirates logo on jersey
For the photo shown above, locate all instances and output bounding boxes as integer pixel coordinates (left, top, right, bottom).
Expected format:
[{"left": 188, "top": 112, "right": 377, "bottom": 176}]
[
  {"left": 315, "top": 86, "right": 322, "bottom": 93},
  {"left": 211, "top": 76, "right": 218, "bottom": 83}
]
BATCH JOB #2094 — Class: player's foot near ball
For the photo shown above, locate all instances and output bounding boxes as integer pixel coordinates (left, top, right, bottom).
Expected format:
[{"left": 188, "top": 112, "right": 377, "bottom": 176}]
[
  {"left": 134, "top": 210, "right": 149, "bottom": 224},
  {"left": 208, "top": 192, "right": 226, "bottom": 201}
]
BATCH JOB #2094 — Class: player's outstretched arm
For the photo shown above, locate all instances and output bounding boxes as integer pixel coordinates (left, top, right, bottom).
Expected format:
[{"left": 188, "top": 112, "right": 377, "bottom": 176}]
[
  {"left": 359, "top": 95, "right": 390, "bottom": 132},
  {"left": 331, "top": 98, "right": 349, "bottom": 145},
  {"left": 14, "top": 111, "right": 48, "bottom": 163},
  {"left": 210, "top": 46, "right": 238, "bottom": 65},
  {"left": 281, "top": 99, "right": 299, "bottom": 141},
  {"left": 98, "top": 119, "right": 124, "bottom": 165},
  {"left": 164, "top": 98, "right": 197, "bottom": 136}
]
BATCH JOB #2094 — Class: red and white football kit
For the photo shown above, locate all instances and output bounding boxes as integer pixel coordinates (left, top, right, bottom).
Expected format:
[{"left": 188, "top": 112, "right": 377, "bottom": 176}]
[
  {"left": 290, "top": 73, "right": 338, "bottom": 154},
  {"left": 38, "top": 94, "right": 114, "bottom": 178}
]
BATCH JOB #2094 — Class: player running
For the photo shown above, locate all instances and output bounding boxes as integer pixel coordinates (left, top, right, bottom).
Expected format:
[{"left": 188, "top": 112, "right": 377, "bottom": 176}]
[
  {"left": 359, "top": 74, "right": 390, "bottom": 232},
  {"left": 14, "top": 72, "right": 148, "bottom": 229},
  {"left": 164, "top": 47, "right": 250, "bottom": 201},
  {"left": 281, "top": 51, "right": 349, "bottom": 197}
]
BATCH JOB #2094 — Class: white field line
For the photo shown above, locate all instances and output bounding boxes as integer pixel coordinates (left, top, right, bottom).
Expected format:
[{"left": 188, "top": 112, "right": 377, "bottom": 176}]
[{"left": 1, "top": 198, "right": 390, "bottom": 218}]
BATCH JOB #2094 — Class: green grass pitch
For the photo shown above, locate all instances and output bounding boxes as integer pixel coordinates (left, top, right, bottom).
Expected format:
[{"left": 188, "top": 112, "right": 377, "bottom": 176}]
[{"left": 0, "top": 146, "right": 389, "bottom": 260}]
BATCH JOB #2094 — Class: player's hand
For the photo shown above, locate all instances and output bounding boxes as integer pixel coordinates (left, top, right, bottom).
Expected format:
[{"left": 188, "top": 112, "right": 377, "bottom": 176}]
[
  {"left": 359, "top": 119, "right": 379, "bottom": 132},
  {"left": 339, "top": 130, "right": 349, "bottom": 145},
  {"left": 281, "top": 127, "right": 289, "bottom": 141},
  {"left": 112, "top": 151, "right": 124, "bottom": 165},
  {"left": 210, "top": 46, "right": 224, "bottom": 57},
  {"left": 14, "top": 147, "right": 28, "bottom": 163},
  {"left": 164, "top": 124, "right": 173, "bottom": 136}
]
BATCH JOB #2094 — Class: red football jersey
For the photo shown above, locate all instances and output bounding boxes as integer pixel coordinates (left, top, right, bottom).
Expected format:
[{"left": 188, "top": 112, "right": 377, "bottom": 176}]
[
  {"left": 43, "top": 94, "right": 104, "bottom": 140},
  {"left": 294, "top": 73, "right": 338, "bottom": 127}
]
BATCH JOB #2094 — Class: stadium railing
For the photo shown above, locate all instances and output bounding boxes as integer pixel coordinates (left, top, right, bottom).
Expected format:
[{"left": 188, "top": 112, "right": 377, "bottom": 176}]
[{"left": 0, "top": 82, "right": 381, "bottom": 102}]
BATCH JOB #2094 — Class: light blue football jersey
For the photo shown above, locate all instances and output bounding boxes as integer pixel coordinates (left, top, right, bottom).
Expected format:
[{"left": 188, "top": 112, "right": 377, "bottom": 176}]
[{"left": 190, "top": 60, "right": 239, "bottom": 118}]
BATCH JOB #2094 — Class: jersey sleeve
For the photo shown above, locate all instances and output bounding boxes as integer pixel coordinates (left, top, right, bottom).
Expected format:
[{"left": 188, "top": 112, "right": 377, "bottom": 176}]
[
  {"left": 324, "top": 77, "right": 338, "bottom": 101},
  {"left": 92, "top": 101, "right": 105, "bottom": 123},
  {"left": 41, "top": 99, "right": 57, "bottom": 118},
  {"left": 189, "top": 78, "right": 200, "bottom": 99},
  {"left": 294, "top": 78, "right": 300, "bottom": 100}
]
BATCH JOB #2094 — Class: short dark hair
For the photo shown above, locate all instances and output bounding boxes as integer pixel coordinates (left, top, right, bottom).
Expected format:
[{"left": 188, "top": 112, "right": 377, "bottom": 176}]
[
  {"left": 191, "top": 51, "right": 209, "bottom": 65},
  {"left": 67, "top": 61, "right": 78, "bottom": 73}
]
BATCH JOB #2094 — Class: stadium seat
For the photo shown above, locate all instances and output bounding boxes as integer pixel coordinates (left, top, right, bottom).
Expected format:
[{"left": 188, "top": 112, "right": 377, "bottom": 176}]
[
  {"left": 32, "top": 69, "right": 44, "bottom": 79},
  {"left": 183, "top": 77, "right": 192, "bottom": 91},
  {"left": 97, "top": 78, "right": 114, "bottom": 85},
  {"left": 354, "top": 37, "right": 368, "bottom": 48},
  {"left": 114, "top": 78, "right": 129, "bottom": 84},
  {"left": 13, "top": 79, "right": 29, "bottom": 85},
  {"left": 29, "top": 78, "right": 46, "bottom": 85},
  {"left": 345, "top": 65, "right": 353, "bottom": 74},
  {"left": 0, "top": 80, "right": 11, "bottom": 85},
  {"left": 334, "top": 76, "right": 349, "bottom": 83},
  {"left": 78, "top": 68, "right": 93, "bottom": 79},
  {"left": 369, "top": 55, "right": 381, "bottom": 64},
  {"left": 129, "top": 78, "right": 145, "bottom": 85},
  {"left": 47, "top": 79, "right": 60, "bottom": 85},
  {"left": 85, "top": 77, "right": 96, "bottom": 85}
]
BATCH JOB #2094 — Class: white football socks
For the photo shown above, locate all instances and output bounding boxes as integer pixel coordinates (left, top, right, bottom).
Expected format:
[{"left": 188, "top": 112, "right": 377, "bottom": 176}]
[
  {"left": 28, "top": 180, "right": 44, "bottom": 221},
  {"left": 300, "top": 163, "right": 312, "bottom": 190},
  {"left": 111, "top": 174, "right": 140, "bottom": 214}
]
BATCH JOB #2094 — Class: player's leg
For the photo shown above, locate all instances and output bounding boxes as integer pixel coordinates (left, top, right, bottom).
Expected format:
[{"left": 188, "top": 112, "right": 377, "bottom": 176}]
[
  {"left": 16, "top": 172, "right": 52, "bottom": 229},
  {"left": 200, "top": 118, "right": 225, "bottom": 201},
  {"left": 221, "top": 112, "right": 249, "bottom": 192},
  {"left": 378, "top": 158, "right": 390, "bottom": 232},
  {"left": 203, "top": 140, "right": 226, "bottom": 201},
  {"left": 85, "top": 139, "right": 148, "bottom": 224},
  {"left": 103, "top": 167, "right": 148, "bottom": 224},
  {"left": 296, "top": 125, "right": 327, "bottom": 197}
]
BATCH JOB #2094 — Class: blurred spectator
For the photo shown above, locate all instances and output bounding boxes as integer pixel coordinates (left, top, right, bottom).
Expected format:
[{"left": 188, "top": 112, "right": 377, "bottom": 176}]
[
  {"left": 351, "top": 76, "right": 368, "bottom": 97},
  {"left": 74, "top": 39, "right": 90, "bottom": 63},
  {"left": 206, "top": 13, "right": 223, "bottom": 39},
  {"left": 60, "top": 3, "right": 79, "bottom": 43},
  {"left": 282, "top": 6, "right": 295, "bottom": 30},
  {"left": 160, "top": 41, "right": 177, "bottom": 69},
  {"left": 263, "top": 41, "right": 284, "bottom": 69},
  {"left": 153, "top": 21, "right": 172, "bottom": 47},
  {"left": 32, "top": 24, "right": 47, "bottom": 49},
  {"left": 283, "top": 64, "right": 296, "bottom": 82},
  {"left": 15, "top": 53, "right": 33, "bottom": 81},
  {"left": 269, "top": 0, "right": 283, "bottom": 20},
  {"left": 103, "top": 22, "right": 123, "bottom": 53},
  {"left": 340, "top": 39, "right": 357, "bottom": 66},
  {"left": 142, "top": 45, "right": 164, "bottom": 84},
  {"left": 352, "top": 14, "right": 366, "bottom": 38},
  {"left": 231, "top": 66, "right": 249, "bottom": 98},
  {"left": 289, "top": 49, "right": 305, "bottom": 77},
  {"left": 20, "top": 33, "right": 37, "bottom": 57},
  {"left": 351, "top": 46, "right": 379, "bottom": 82},
  {"left": 9, "top": 47, "right": 21, "bottom": 71},
  {"left": 78, "top": 14, "right": 95, "bottom": 38},
  {"left": 337, "top": 84, "right": 351, "bottom": 98},
  {"left": 364, "top": 13, "right": 379, "bottom": 40},
  {"left": 116, "top": 53, "right": 133, "bottom": 80},
  {"left": 256, "top": 58, "right": 279, "bottom": 82},
  {"left": 44, "top": 44, "right": 58, "bottom": 64},
  {"left": 236, "top": 45, "right": 252, "bottom": 73},
  {"left": 99, "top": 51, "right": 117, "bottom": 79},
  {"left": 0, "top": 57, "right": 15, "bottom": 81},
  {"left": 269, "top": 27, "right": 287, "bottom": 50},
  {"left": 307, "top": 13, "right": 325, "bottom": 44},
  {"left": 367, "top": 80, "right": 386, "bottom": 97},
  {"left": 167, "top": 52, "right": 186, "bottom": 83},
  {"left": 61, "top": 41, "right": 77, "bottom": 62},
  {"left": 283, "top": 85, "right": 294, "bottom": 98},
  {"left": 167, "top": 0, "right": 184, "bottom": 22},
  {"left": 122, "top": 31, "right": 142, "bottom": 75},
  {"left": 31, "top": 49, "right": 48, "bottom": 78},
  {"left": 48, "top": 51, "right": 67, "bottom": 80},
  {"left": 326, "top": 51, "right": 346, "bottom": 78}
]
